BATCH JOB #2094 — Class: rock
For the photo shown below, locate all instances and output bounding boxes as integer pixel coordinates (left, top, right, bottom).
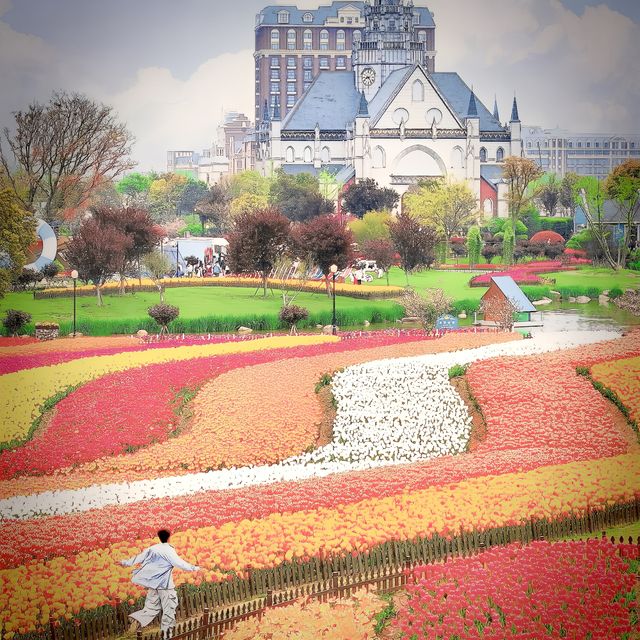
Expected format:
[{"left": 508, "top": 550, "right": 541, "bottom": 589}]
[
  {"left": 322, "top": 324, "right": 337, "bottom": 335},
  {"left": 550, "top": 290, "right": 561, "bottom": 297},
  {"left": 71, "top": 332, "right": 84, "bottom": 338},
  {"left": 136, "top": 329, "right": 148, "bottom": 337},
  {"left": 316, "top": 324, "right": 323, "bottom": 329},
  {"left": 532, "top": 297, "right": 553, "bottom": 306},
  {"left": 568, "top": 296, "right": 577, "bottom": 302},
  {"left": 363, "top": 320, "right": 370, "bottom": 327},
  {"left": 599, "top": 294, "right": 610, "bottom": 305},
  {"left": 602, "top": 290, "right": 610, "bottom": 296},
  {"left": 458, "top": 312, "right": 467, "bottom": 319},
  {"left": 401, "top": 316, "right": 420, "bottom": 323},
  {"left": 237, "top": 326, "right": 253, "bottom": 334},
  {"left": 576, "top": 296, "right": 591, "bottom": 304}
]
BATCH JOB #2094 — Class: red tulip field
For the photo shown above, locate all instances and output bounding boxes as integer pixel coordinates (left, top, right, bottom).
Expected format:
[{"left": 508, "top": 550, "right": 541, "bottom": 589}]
[{"left": 1, "top": 328, "right": 639, "bottom": 638}]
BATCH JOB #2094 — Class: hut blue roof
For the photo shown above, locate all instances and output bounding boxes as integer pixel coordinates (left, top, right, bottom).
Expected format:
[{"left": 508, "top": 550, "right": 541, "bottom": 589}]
[{"left": 488, "top": 276, "right": 536, "bottom": 312}]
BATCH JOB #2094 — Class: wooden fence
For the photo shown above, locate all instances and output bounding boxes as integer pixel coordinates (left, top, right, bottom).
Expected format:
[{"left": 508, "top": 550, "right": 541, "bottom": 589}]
[{"left": 41, "top": 497, "right": 640, "bottom": 640}]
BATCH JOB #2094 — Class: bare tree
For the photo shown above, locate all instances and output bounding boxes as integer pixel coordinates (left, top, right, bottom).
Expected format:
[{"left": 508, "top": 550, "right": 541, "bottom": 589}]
[
  {"left": 0, "top": 92, "right": 134, "bottom": 222},
  {"left": 481, "top": 295, "right": 519, "bottom": 331},
  {"left": 502, "top": 156, "right": 543, "bottom": 223},
  {"left": 400, "top": 288, "right": 453, "bottom": 332},
  {"left": 143, "top": 251, "right": 173, "bottom": 302},
  {"left": 538, "top": 174, "right": 561, "bottom": 217}
]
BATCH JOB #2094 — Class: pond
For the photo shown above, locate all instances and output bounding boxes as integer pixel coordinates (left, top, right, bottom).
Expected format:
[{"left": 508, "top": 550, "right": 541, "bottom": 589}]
[{"left": 529, "top": 301, "right": 640, "bottom": 334}]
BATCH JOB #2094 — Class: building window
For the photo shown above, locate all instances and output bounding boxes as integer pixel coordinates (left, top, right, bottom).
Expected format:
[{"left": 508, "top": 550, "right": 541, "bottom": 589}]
[
  {"left": 496, "top": 147, "right": 505, "bottom": 162},
  {"left": 271, "top": 69, "right": 280, "bottom": 80},
  {"left": 286, "top": 146, "right": 295, "bottom": 162},
  {"left": 372, "top": 146, "right": 386, "bottom": 168},
  {"left": 586, "top": 142, "right": 591, "bottom": 148},
  {"left": 568, "top": 141, "right": 573, "bottom": 148},
  {"left": 595, "top": 142, "right": 600, "bottom": 148},
  {"left": 303, "top": 56, "right": 313, "bottom": 68},
  {"left": 270, "top": 82, "right": 279, "bottom": 93},
  {"left": 319, "top": 56, "right": 329, "bottom": 69},
  {"left": 412, "top": 79, "right": 424, "bottom": 102},
  {"left": 287, "top": 95, "right": 296, "bottom": 108},
  {"left": 287, "top": 83, "right": 296, "bottom": 94},
  {"left": 577, "top": 142, "right": 582, "bottom": 148},
  {"left": 303, "top": 29, "right": 312, "bottom": 50},
  {"left": 270, "top": 56, "right": 279, "bottom": 68},
  {"left": 287, "top": 69, "right": 295, "bottom": 80},
  {"left": 303, "top": 146, "right": 312, "bottom": 162},
  {"left": 631, "top": 142, "right": 636, "bottom": 149},
  {"left": 337, "top": 30, "right": 345, "bottom": 50},
  {"left": 479, "top": 147, "right": 487, "bottom": 162},
  {"left": 389, "top": 19, "right": 396, "bottom": 30},
  {"left": 353, "top": 30, "right": 362, "bottom": 41},
  {"left": 304, "top": 82, "right": 312, "bottom": 91},
  {"left": 302, "top": 12, "right": 313, "bottom": 23},
  {"left": 270, "top": 95, "right": 278, "bottom": 107},
  {"left": 287, "top": 57, "right": 295, "bottom": 68},
  {"left": 621, "top": 141, "right": 628, "bottom": 149},
  {"left": 277, "top": 10, "right": 289, "bottom": 24},
  {"left": 604, "top": 142, "right": 609, "bottom": 148},
  {"left": 321, "top": 146, "right": 330, "bottom": 163},
  {"left": 336, "top": 56, "right": 346, "bottom": 69},
  {"left": 347, "top": 17, "right": 353, "bottom": 24},
  {"left": 320, "top": 29, "right": 329, "bottom": 50},
  {"left": 271, "top": 29, "right": 279, "bottom": 49},
  {"left": 287, "top": 29, "right": 296, "bottom": 50},
  {"left": 418, "top": 31, "right": 426, "bottom": 43},
  {"left": 526, "top": 142, "right": 531, "bottom": 149},
  {"left": 304, "top": 69, "right": 313, "bottom": 81}
]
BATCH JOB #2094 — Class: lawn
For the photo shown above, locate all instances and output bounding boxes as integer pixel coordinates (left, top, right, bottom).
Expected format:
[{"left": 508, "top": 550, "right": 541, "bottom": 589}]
[
  {"left": 0, "top": 287, "right": 404, "bottom": 335},
  {"left": 548, "top": 267, "right": 640, "bottom": 291}
]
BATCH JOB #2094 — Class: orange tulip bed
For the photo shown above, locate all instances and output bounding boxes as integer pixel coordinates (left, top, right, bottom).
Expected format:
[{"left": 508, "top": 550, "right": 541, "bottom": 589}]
[{"left": 1, "top": 329, "right": 640, "bottom": 637}]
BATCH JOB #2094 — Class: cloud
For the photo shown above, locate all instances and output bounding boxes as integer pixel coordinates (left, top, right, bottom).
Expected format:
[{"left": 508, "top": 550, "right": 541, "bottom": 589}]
[{"left": 101, "top": 51, "right": 254, "bottom": 172}]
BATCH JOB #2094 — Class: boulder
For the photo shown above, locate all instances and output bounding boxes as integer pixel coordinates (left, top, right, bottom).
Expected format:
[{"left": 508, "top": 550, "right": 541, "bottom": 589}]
[
  {"left": 363, "top": 320, "right": 370, "bottom": 327},
  {"left": 532, "top": 297, "right": 553, "bottom": 306},
  {"left": 316, "top": 324, "right": 323, "bottom": 329},
  {"left": 322, "top": 324, "right": 337, "bottom": 335},
  {"left": 550, "top": 290, "right": 561, "bottom": 297},
  {"left": 599, "top": 294, "right": 610, "bottom": 305},
  {"left": 458, "top": 312, "right": 467, "bottom": 319},
  {"left": 568, "top": 296, "right": 577, "bottom": 302},
  {"left": 136, "top": 329, "right": 148, "bottom": 337},
  {"left": 237, "top": 326, "right": 253, "bottom": 334},
  {"left": 401, "top": 316, "right": 420, "bottom": 323},
  {"left": 576, "top": 296, "right": 591, "bottom": 304}
]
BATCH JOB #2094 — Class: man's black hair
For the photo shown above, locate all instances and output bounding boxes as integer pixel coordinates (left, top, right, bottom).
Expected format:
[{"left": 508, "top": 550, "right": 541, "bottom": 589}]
[{"left": 158, "top": 529, "right": 171, "bottom": 543}]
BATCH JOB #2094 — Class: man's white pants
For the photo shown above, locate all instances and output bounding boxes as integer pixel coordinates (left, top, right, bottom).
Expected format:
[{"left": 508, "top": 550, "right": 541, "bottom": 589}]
[{"left": 129, "top": 588, "right": 178, "bottom": 633}]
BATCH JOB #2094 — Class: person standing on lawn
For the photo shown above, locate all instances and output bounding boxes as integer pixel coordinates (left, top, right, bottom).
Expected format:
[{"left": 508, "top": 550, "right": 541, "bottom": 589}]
[{"left": 121, "top": 529, "right": 201, "bottom": 636}]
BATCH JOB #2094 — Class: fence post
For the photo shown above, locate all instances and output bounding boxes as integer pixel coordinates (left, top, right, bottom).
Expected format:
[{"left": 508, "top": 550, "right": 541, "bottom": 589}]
[
  {"left": 332, "top": 571, "right": 339, "bottom": 597},
  {"left": 136, "top": 629, "right": 143, "bottom": 640},
  {"left": 201, "top": 608, "right": 209, "bottom": 640},
  {"left": 266, "top": 589, "right": 273, "bottom": 607},
  {"left": 403, "top": 555, "right": 412, "bottom": 587}
]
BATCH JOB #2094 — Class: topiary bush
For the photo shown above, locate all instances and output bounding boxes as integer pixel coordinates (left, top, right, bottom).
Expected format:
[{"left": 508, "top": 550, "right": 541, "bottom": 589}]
[
  {"left": 2, "top": 309, "right": 32, "bottom": 336},
  {"left": 148, "top": 303, "right": 180, "bottom": 335},
  {"left": 529, "top": 230, "right": 565, "bottom": 245},
  {"left": 279, "top": 304, "right": 309, "bottom": 334},
  {"left": 608, "top": 287, "right": 623, "bottom": 299}
]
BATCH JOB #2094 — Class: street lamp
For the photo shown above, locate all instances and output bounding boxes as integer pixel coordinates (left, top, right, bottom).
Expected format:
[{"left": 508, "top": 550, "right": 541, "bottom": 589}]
[
  {"left": 70, "top": 270, "right": 78, "bottom": 337},
  {"left": 330, "top": 264, "right": 338, "bottom": 335}
]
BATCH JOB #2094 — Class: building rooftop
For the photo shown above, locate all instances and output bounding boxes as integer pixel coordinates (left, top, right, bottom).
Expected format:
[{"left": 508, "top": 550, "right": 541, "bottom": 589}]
[
  {"left": 489, "top": 276, "right": 536, "bottom": 313},
  {"left": 480, "top": 164, "right": 504, "bottom": 187}
]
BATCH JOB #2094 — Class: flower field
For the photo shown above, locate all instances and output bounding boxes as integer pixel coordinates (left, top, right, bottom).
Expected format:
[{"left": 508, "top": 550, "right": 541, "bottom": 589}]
[
  {"left": 395, "top": 540, "right": 639, "bottom": 639},
  {"left": 1, "top": 328, "right": 640, "bottom": 637},
  {"left": 591, "top": 355, "right": 640, "bottom": 424}
]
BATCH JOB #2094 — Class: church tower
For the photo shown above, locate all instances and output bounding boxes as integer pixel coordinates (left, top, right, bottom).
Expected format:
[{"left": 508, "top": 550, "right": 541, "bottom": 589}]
[{"left": 354, "top": 0, "right": 435, "bottom": 100}]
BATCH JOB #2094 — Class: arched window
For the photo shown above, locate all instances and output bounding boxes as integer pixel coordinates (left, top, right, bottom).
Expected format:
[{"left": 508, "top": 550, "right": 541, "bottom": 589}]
[
  {"left": 451, "top": 146, "right": 464, "bottom": 169},
  {"left": 418, "top": 31, "right": 426, "bottom": 43},
  {"left": 302, "top": 12, "right": 313, "bottom": 23},
  {"left": 527, "top": 141, "right": 532, "bottom": 148},
  {"left": 372, "top": 146, "right": 386, "bottom": 168},
  {"left": 303, "top": 146, "right": 312, "bottom": 162},
  {"left": 483, "top": 198, "right": 494, "bottom": 215},
  {"left": 479, "top": 147, "right": 487, "bottom": 162},
  {"left": 271, "top": 29, "right": 280, "bottom": 49},
  {"left": 286, "top": 146, "right": 295, "bottom": 163},
  {"left": 320, "top": 29, "right": 329, "bottom": 50},
  {"left": 412, "top": 79, "right": 424, "bottom": 102},
  {"left": 287, "top": 29, "right": 296, "bottom": 50},
  {"left": 321, "top": 146, "right": 330, "bottom": 163},
  {"left": 353, "top": 30, "right": 362, "bottom": 42},
  {"left": 303, "top": 29, "right": 312, "bottom": 50},
  {"left": 336, "top": 30, "right": 345, "bottom": 50},
  {"left": 496, "top": 147, "right": 505, "bottom": 162}
]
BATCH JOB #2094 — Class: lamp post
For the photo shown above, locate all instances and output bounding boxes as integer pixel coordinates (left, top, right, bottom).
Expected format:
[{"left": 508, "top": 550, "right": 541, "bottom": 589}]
[
  {"left": 330, "top": 264, "right": 338, "bottom": 335},
  {"left": 70, "top": 270, "right": 78, "bottom": 337}
]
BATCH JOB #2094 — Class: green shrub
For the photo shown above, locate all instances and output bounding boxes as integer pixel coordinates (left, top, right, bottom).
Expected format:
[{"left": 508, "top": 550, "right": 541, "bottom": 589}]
[
  {"left": 557, "top": 285, "right": 602, "bottom": 299},
  {"left": 279, "top": 304, "right": 309, "bottom": 331},
  {"left": 608, "top": 287, "right": 623, "bottom": 299},
  {"left": 448, "top": 364, "right": 467, "bottom": 379},
  {"left": 148, "top": 303, "right": 180, "bottom": 333},
  {"left": 2, "top": 309, "right": 32, "bottom": 336}
]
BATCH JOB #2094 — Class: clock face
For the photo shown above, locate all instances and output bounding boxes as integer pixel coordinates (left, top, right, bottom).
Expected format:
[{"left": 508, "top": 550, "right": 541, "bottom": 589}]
[{"left": 361, "top": 67, "right": 376, "bottom": 87}]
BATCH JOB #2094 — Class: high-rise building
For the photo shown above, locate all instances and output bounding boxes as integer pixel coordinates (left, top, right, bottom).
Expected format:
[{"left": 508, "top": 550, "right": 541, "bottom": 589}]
[
  {"left": 254, "top": 1, "right": 435, "bottom": 124},
  {"left": 522, "top": 126, "right": 640, "bottom": 180}
]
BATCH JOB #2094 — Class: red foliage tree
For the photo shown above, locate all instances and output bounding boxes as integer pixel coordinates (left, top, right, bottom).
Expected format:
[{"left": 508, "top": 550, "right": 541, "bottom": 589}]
[
  {"left": 226, "top": 208, "right": 291, "bottom": 296},
  {"left": 388, "top": 212, "right": 439, "bottom": 284},
  {"left": 529, "top": 230, "right": 565, "bottom": 245},
  {"left": 362, "top": 238, "right": 395, "bottom": 285},
  {"left": 293, "top": 215, "right": 353, "bottom": 295}
]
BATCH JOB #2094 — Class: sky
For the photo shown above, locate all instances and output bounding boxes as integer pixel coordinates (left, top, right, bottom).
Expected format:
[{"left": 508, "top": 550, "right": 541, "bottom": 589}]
[{"left": 0, "top": 0, "right": 638, "bottom": 172}]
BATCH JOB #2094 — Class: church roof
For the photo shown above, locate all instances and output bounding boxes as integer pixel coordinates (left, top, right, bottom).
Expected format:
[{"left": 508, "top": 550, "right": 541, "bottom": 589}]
[
  {"left": 480, "top": 164, "right": 504, "bottom": 188},
  {"left": 282, "top": 71, "right": 361, "bottom": 130},
  {"left": 367, "top": 66, "right": 415, "bottom": 125},
  {"left": 431, "top": 73, "right": 505, "bottom": 132}
]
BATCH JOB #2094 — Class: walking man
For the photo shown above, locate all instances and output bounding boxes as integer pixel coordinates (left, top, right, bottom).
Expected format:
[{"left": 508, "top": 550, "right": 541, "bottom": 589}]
[{"left": 121, "top": 529, "right": 201, "bottom": 637}]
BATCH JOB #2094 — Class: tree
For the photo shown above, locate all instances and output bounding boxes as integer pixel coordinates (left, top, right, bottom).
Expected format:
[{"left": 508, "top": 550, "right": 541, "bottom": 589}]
[
  {"left": 279, "top": 304, "right": 309, "bottom": 335},
  {"left": 3, "top": 309, "right": 32, "bottom": 336},
  {"left": 293, "top": 215, "right": 354, "bottom": 295},
  {"left": 481, "top": 295, "right": 519, "bottom": 332},
  {"left": 341, "top": 178, "right": 399, "bottom": 218},
  {"left": 64, "top": 216, "right": 131, "bottom": 305},
  {"left": 502, "top": 156, "right": 543, "bottom": 223},
  {"left": 348, "top": 210, "right": 392, "bottom": 245},
  {"left": 387, "top": 212, "right": 439, "bottom": 285},
  {"left": 229, "top": 192, "right": 270, "bottom": 219},
  {"left": 228, "top": 170, "right": 271, "bottom": 199},
  {"left": 148, "top": 173, "right": 189, "bottom": 223},
  {"left": 362, "top": 238, "right": 395, "bottom": 285},
  {"left": 269, "top": 170, "right": 334, "bottom": 222},
  {"left": 227, "top": 208, "right": 291, "bottom": 296},
  {"left": 195, "top": 182, "right": 232, "bottom": 234},
  {"left": 0, "top": 92, "right": 134, "bottom": 223},
  {"left": 116, "top": 173, "right": 152, "bottom": 203},
  {"left": 148, "top": 303, "right": 179, "bottom": 337},
  {"left": 400, "top": 288, "right": 452, "bottom": 332},
  {"left": 466, "top": 226, "right": 482, "bottom": 268},
  {"left": 143, "top": 251, "right": 172, "bottom": 302},
  {"left": 177, "top": 179, "right": 209, "bottom": 216},
  {"left": 14, "top": 268, "right": 43, "bottom": 292},
  {"left": 538, "top": 174, "right": 561, "bottom": 217},
  {"left": 0, "top": 188, "right": 37, "bottom": 297},
  {"left": 604, "top": 160, "right": 640, "bottom": 199},
  {"left": 559, "top": 172, "right": 579, "bottom": 214},
  {"left": 502, "top": 219, "right": 515, "bottom": 265},
  {"left": 404, "top": 180, "right": 478, "bottom": 259},
  {"left": 42, "top": 262, "right": 59, "bottom": 279}
]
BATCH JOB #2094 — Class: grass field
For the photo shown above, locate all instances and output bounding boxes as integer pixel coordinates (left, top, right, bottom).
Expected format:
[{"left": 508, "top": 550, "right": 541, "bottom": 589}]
[
  {"left": 548, "top": 267, "right": 640, "bottom": 291},
  {"left": 0, "top": 287, "right": 404, "bottom": 335}
]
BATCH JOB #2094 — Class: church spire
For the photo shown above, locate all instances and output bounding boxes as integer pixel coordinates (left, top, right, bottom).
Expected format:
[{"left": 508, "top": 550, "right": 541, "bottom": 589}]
[
  {"left": 467, "top": 87, "right": 478, "bottom": 118},
  {"left": 262, "top": 99, "right": 270, "bottom": 123},
  {"left": 357, "top": 91, "right": 369, "bottom": 117},
  {"left": 492, "top": 95, "right": 500, "bottom": 122},
  {"left": 510, "top": 94, "right": 520, "bottom": 122},
  {"left": 272, "top": 95, "right": 281, "bottom": 121}
]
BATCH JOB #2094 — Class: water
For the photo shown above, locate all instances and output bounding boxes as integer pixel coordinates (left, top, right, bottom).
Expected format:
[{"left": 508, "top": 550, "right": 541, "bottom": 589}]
[{"left": 529, "top": 301, "right": 640, "bottom": 334}]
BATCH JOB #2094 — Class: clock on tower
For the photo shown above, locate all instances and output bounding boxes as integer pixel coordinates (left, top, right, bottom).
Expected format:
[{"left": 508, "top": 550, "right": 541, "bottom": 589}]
[{"left": 361, "top": 67, "right": 376, "bottom": 87}]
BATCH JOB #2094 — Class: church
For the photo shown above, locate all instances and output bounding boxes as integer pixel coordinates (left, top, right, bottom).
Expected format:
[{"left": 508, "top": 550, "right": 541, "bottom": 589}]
[{"left": 255, "top": 0, "right": 522, "bottom": 217}]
